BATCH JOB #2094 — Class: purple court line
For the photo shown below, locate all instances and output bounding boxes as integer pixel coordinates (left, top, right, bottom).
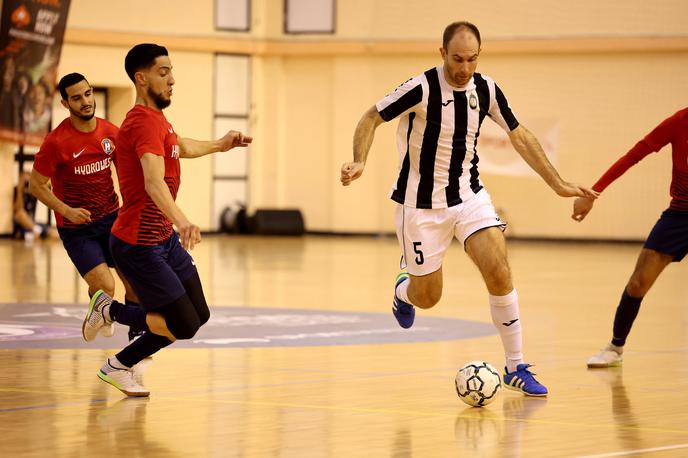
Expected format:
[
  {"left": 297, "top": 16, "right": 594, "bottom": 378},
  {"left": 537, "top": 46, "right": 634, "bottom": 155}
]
[{"left": 0, "top": 398, "right": 107, "bottom": 413}]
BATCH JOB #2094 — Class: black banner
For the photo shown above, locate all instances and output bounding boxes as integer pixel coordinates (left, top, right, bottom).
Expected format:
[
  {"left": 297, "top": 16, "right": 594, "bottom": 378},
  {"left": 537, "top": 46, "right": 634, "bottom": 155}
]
[{"left": 0, "top": 0, "right": 70, "bottom": 146}]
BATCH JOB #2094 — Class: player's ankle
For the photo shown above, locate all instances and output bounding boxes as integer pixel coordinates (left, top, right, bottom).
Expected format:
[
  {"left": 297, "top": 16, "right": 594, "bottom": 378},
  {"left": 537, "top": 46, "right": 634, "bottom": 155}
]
[{"left": 608, "top": 343, "right": 624, "bottom": 354}]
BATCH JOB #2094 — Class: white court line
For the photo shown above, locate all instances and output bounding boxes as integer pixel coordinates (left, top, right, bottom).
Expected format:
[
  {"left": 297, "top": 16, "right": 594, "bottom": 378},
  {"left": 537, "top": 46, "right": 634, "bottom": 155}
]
[{"left": 577, "top": 443, "right": 688, "bottom": 458}]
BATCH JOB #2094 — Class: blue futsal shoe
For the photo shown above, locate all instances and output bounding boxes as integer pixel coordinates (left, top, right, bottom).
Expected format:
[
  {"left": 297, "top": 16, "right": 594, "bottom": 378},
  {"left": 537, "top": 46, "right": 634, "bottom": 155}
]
[
  {"left": 503, "top": 364, "right": 548, "bottom": 397},
  {"left": 392, "top": 272, "right": 415, "bottom": 329}
]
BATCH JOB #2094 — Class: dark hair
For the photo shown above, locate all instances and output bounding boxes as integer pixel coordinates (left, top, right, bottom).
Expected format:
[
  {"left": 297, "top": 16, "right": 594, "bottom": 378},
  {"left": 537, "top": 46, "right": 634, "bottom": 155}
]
[
  {"left": 442, "top": 21, "right": 481, "bottom": 49},
  {"left": 125, "top": 43, "right": 169, "bottom": 82},
  {"left": 58, "top": 72, "right": 89, "bottom": 100}
]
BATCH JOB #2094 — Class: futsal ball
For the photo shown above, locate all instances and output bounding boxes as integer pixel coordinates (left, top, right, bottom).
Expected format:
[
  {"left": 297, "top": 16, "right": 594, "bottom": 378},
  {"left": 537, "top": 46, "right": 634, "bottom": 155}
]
[{"left": 455, "top": 361, "right": 502, "bottom": 407}]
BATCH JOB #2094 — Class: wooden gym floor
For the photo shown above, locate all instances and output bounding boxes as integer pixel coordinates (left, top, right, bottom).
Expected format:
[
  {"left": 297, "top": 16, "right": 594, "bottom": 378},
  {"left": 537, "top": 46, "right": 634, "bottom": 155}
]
[{"left": 0, "top": 235, "right": 686, "bottom": 457}]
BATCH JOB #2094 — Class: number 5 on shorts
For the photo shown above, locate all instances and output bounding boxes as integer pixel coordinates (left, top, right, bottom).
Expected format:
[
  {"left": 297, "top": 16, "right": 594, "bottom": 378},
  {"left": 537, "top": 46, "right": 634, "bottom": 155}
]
[{"left": 412, "top": 241, "right": 424, "bottom": 265}]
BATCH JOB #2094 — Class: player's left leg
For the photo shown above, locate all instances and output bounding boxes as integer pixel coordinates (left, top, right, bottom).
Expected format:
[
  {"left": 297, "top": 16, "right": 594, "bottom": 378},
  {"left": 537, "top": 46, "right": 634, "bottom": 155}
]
[
  {"left": 588, "top": 208, "right": 688, "bottom": 368},
  {"left": 587, "top": 248, "right": 672, "bottom": 368},
  {"left": 84, "top": 263, "right": 116, "bottom": 296},
  {"left": 94, "top": 211, "right": 147, "bottom": 342},
  {"left": 82, "top": 263, "right": 118, "bottom": 338},
  {"left": 465, "top": 227, "right": 547, "bottom": 396}
]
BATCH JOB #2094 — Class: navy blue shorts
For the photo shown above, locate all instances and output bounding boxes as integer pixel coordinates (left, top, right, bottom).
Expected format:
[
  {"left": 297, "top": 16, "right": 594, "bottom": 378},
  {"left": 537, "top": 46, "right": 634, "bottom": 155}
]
[
  {"left": 109, "top": 232, "right": 197, "bottom": 309},
  {"left": 58, "top": 211, "right": 118, "bottom": 277},
  {"left": 644, "top": 209, "right": 688, "bottom": 262}
]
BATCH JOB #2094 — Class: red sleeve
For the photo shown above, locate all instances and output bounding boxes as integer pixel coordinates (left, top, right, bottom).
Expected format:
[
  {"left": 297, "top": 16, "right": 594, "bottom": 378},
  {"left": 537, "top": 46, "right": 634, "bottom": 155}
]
[
  {"left": 32, "top": 136, "right": 59, "bottom": 178},
  {"left": 129, "top": 117, "right": 165, "bottom": 159},
  {"left": 592, "top": 113, "right": 677, "bottom": 193},
  {"left": 642, "top": 112, "right": 676, "bottom": 152}
]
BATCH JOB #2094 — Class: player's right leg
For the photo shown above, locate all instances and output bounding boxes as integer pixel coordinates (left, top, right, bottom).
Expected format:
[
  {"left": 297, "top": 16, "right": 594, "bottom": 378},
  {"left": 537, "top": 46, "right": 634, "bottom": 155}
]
[
  {"left": 114, "top": 266, "right": 146, "bottom": 342},
  {"left": 460, "top": 191, "right": 546, "bottom": 396},
  {"left": 393, "top": 205, "right": 453, "bottom": 328}
]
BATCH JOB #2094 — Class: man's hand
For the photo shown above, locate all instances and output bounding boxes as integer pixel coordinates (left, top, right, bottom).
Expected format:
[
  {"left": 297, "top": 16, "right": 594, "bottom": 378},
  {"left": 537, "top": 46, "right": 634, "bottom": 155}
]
[
  {"left": 218, "top": 130, "right": 252, "bottom": 152},
  {"left": 553, "top": 181, "right": 599, "bottom": 199},
  {"left": 340, "top": 162, "right": 365, "bottom": 186},
  {"left": 64, "top": 207, "right": 92, "bottom": 224},
  {"left": 178, "top": 220, "right": 201, "bottom": 250},
  {"left": 572, "top": 196, "right": 596, "bottom": 222}
]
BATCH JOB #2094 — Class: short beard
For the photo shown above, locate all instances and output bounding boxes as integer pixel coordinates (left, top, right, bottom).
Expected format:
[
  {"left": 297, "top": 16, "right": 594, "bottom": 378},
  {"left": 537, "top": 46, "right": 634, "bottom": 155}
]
[
  {"left": 148, "top": 87, "right": 171, "bottom": 110},
  {"left": 70, "top": 100, "right": 96, "bottom": 121}
]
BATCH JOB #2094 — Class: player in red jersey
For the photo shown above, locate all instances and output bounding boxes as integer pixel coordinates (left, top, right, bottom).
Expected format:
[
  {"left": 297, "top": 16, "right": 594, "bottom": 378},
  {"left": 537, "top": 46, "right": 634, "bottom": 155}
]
[
  {"left": 29, "top": 73, "right": 142, "bottom": 339},
  {"left": 572, "top": 107, "right": 688, "bottom": 368},
  {"left": 82, "top": 43, "right": 252, "bottom": 396}
]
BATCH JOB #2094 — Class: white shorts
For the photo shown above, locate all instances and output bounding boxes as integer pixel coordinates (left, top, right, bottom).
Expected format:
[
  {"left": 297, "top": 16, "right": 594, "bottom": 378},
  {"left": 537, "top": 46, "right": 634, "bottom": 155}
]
[{"left": 395, "top": 189, "right": 507, "bottom": 276}]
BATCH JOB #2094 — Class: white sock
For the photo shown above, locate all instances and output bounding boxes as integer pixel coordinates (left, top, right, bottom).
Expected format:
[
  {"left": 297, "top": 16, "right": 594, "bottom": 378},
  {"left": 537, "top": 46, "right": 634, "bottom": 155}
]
[
  {"left": 395, "top": 278, "right": 412, "bottom": 304},
  {"left": 490, "top": 289, "right": 524, "bottom": 373},
  {"left": 101, "top": 356, "right": 130, "bottom": 373}
]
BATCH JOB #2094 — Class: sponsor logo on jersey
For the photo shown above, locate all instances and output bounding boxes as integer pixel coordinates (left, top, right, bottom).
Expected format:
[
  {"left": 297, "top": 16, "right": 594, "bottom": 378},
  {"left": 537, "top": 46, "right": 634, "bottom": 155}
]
[
  {"left": 101, "top": 138, "right": 115, "bottom": 155},
  {"left": 72, "top": 148, "right": 85, "bottom": 158},
  {"left": 74, "top": 158, "right": 111, "bottom": 175},
  {"left": 171, "top": 144, "right": 180, "bottom": 160}
]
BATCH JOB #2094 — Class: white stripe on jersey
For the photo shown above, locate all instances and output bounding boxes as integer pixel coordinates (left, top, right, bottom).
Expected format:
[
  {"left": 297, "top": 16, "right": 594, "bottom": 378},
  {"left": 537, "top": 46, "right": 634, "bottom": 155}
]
[{"left": 376, "top": 66, "right": 519, "bottom": 209}]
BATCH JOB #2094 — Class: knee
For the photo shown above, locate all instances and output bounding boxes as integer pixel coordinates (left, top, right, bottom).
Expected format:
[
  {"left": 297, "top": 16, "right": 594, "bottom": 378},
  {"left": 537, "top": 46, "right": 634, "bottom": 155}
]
[
  {"left": 484, "top": 265, "right": 512, "bottom": 294},
  {"left": 87, "top": 274, "right": 115, "bottom": 298},
  {"left": 198, "top": 308, "right": 210, "bottom": 326},
  {"left": 168, "top": 315, "right": 201, "bottom": 340},
  {"left": 94, "top": 282, "right": 115, "bottom": 298},
  {"left": 626, "top": 277, "right": 648, "bottom": 297},
  {"left": 412, "top": 287, "right": 442, "bottom": 309}
]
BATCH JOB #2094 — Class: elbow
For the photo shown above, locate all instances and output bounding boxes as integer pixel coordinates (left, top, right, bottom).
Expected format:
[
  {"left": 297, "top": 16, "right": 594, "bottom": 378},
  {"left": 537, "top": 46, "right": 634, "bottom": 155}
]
[{"left": 27, "top": 180, "right": 40, "bottom": 198}]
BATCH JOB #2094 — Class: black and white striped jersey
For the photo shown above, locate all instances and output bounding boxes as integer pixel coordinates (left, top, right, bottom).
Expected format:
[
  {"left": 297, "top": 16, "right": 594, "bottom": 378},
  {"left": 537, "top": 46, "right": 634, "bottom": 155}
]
[{"left": 376, "top": 66, "right": 519, "bottom": 209}]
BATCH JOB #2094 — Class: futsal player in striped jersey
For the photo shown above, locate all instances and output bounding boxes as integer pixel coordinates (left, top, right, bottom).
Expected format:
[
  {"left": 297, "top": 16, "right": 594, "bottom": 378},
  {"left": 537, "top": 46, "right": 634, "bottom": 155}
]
[
  {"left": 81, "top": 44, "right": 251, "bottom": 396},
  {"left": 29, "top": 73, "right": 143, "bottom": 340},
  {"left": 573, "top": 107, "right": 688, "bottom": 368},
  {"left": 341, "top": 21, "right": 598, "bottom": 396}
]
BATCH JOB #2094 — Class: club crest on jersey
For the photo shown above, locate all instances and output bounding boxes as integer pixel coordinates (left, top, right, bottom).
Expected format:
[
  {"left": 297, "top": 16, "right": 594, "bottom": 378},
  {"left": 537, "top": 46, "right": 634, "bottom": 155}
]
[
  {"left": 171, "top": 144, "right": 180, "bottom": 160},
  {"left": 468, "top": 93, "right": 478, "bottom": 110},
  {"left": 101, "top": 138, "right": 115, "bottom": 155}
]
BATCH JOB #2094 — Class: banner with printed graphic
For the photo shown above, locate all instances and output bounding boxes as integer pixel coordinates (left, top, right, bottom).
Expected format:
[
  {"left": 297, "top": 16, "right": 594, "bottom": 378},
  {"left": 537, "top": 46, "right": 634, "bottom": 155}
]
[
  {"left": 0, "top": 0, "right": 71, "bottom": 146},
  {"left": 478, "top": 118, "right": 559, "bottom": 176}
]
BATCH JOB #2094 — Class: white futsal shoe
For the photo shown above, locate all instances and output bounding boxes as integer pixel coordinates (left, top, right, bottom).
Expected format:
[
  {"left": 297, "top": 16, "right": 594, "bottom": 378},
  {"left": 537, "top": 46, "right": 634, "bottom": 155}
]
[
  {"left": 587, "top": 344, "right": 623, "bottom": 368},
  {"left": 82, "top": 290, "right": 113, "bottom": 342},
  {"left": 100, "top": 323, "right": 115, "bottom": 338},
  {"left": 98, "top": 360, "right": 150, "bottom": 397}
]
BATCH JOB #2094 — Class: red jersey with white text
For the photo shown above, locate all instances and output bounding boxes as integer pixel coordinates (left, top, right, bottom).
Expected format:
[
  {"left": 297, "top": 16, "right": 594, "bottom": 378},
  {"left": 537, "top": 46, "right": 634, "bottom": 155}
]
[
  {"left": 32, "top": 117, "right": 119, "bottom": 228},
  {"left": 593, "top": 107, "right": 688, "bottom": 211},
  {"left": 111, "top": 105, "right": 181, "bottom": 245}
]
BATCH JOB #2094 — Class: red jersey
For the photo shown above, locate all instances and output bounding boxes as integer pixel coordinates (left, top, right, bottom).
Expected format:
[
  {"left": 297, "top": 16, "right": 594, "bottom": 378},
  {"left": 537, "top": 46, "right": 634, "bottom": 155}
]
[
  {"left": 32, "top": 117, "right": 119, "bottom": 228},
  {"left": 593, "top": 107, "right": 688, "bottom": 211},
  {"left": 111, "top": 105, "right": 181, "bottom": 246}
]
